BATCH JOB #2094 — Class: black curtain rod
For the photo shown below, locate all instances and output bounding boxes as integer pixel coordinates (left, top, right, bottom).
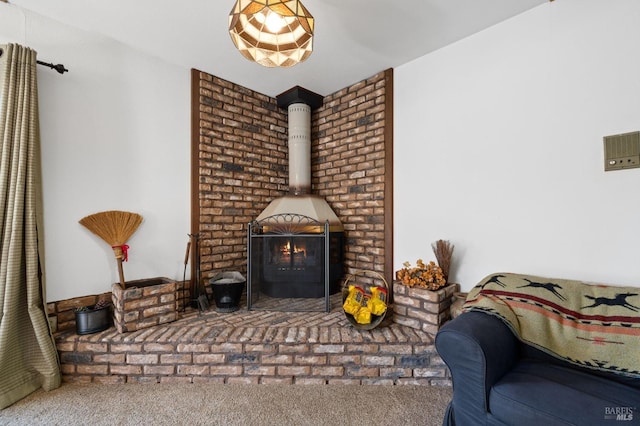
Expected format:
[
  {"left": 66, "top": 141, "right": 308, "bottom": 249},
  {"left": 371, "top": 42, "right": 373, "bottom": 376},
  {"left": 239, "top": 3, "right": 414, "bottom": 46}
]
[
  {"left": 0, "top": 48, "right": 67, "bottom": 74},
  {"left": 36, "top": 60, "right": 68, "bottom": 75}
]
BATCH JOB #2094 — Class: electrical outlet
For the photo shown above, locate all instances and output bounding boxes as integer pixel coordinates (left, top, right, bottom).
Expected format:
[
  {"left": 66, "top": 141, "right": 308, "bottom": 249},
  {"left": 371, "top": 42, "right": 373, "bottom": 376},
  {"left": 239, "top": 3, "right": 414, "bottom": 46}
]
[{"left": 603, "top": 131, "right": 640, "bottom": 171}]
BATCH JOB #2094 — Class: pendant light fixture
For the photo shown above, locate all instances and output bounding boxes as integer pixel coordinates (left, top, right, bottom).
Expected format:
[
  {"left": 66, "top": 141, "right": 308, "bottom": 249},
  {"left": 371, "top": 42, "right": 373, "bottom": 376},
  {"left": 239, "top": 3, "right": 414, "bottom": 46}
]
[{"left": 228, "top": 0, "right": 314, "bottom": 68}]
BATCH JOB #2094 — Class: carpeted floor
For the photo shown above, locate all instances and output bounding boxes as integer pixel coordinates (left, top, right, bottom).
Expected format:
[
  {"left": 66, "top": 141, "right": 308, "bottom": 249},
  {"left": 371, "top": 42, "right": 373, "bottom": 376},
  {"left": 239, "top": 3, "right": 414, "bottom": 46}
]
[{"left": 0, "top": 383, "right": 452, "bottom": 425}]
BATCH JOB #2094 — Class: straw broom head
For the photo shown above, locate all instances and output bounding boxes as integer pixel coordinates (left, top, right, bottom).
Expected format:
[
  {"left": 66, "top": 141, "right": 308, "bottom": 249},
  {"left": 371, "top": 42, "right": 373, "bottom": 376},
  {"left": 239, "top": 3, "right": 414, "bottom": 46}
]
[{"left": 79, "top": 210, "right": 143, "bottom": 259}]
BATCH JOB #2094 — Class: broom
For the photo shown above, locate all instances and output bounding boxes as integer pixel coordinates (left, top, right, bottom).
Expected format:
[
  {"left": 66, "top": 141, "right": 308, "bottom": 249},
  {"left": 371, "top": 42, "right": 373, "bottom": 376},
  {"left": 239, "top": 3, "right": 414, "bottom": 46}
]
[{"left": 79, "top": 210, "right": 143, "bottom": 289}]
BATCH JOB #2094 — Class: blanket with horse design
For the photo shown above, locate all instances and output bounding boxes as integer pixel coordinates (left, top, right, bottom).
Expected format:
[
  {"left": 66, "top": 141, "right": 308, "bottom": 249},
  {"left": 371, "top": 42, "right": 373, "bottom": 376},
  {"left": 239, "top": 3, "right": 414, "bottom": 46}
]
[{"left": 463, "top": 273, "right": 640, "bottom": 378}]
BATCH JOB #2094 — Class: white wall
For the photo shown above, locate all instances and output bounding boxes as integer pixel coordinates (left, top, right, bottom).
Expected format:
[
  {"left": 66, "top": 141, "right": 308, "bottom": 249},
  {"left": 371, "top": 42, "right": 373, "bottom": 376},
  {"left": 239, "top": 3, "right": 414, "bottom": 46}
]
[
  {"left": 4, "top": 0, "right": 637, "bottom": 300},
  {"left": 395, "top": 0, "right": 640, "bottom": 291},
  {"left": 1, "top": 4, "right": 191, "bottom": 301}
]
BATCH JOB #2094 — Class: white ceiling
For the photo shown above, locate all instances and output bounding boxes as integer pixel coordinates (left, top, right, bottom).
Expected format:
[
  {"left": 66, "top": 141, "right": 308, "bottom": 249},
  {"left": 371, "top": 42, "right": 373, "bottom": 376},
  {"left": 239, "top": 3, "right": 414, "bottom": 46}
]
[{"left": 10, "top": 0, "right": 547, "bottom": 97}]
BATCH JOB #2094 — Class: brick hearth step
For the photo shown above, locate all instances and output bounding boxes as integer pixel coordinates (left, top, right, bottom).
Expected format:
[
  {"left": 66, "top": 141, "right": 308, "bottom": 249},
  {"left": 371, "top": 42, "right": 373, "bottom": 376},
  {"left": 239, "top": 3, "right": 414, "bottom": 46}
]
[{"left": 55, "top": 306, "right": 451, "bottom": 386}]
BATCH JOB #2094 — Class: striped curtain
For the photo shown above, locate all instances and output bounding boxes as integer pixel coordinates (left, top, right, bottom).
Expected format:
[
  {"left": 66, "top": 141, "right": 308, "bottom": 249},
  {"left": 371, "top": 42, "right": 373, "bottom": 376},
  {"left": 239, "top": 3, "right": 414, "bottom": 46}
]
[{"left": 0, "top": 43, "right": 61, "bottom": 409}]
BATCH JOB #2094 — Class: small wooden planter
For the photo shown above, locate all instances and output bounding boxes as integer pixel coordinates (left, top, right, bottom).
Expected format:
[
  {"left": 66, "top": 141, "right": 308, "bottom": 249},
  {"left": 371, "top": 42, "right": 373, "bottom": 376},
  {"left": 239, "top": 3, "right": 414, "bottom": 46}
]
[{"left": 392, "top": 282, "right": 459, "bottom": 335}]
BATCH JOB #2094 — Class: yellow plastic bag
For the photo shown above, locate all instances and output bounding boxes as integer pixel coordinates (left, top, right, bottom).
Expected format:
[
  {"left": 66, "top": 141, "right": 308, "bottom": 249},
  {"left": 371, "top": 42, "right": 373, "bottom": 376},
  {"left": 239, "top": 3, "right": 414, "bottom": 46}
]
[
  {"left": 354, "top": 305, "right": 372, "bottom": 324},
  {"left": 343, "top": 285, "right": 365, "bottom": 315},
  {"left": 368, "top": 286, "right": 388, "bottom": 316}
]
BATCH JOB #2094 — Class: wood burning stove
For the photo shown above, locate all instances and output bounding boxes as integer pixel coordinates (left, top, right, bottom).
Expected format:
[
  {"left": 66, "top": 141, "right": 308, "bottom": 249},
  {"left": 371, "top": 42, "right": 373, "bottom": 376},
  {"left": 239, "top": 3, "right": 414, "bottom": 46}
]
[
  {"left": 247, "top": 214, "right": 344, "bottom": 312},
  {"left": 248, "top": 87, "right": 345, "bottom": 312}
]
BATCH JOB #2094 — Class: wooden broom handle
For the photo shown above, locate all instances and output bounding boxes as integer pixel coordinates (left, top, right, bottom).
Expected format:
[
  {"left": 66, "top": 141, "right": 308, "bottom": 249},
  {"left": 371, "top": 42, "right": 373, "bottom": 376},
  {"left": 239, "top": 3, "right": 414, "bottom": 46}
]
[
  {"left": 117, "top": 257, "right": 126, "bottom": 289},
  {"left": 112, "top": 246, "right": 127, "bottom": 289}
]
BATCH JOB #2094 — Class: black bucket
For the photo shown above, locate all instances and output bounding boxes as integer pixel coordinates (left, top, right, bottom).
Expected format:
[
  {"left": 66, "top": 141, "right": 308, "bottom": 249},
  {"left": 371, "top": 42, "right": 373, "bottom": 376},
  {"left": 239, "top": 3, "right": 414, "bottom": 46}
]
[
  {"left": 209, "top": 271, "right": 246, "bottom": 312},
  {"left": 75, "top": 306, "right": 111, "bottom": 335}
]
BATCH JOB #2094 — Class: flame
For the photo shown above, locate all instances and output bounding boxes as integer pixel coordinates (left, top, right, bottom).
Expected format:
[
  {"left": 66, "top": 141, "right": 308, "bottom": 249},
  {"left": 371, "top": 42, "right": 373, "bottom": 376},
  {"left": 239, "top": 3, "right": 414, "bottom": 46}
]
[{"left": 281, "top": 241, "right": 306, "bottom": 256}]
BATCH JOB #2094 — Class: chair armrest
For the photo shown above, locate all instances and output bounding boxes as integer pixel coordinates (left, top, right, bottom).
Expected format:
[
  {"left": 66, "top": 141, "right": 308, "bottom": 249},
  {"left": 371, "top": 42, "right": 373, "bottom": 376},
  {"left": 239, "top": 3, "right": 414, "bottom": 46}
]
[{"left": 435, "top": 311, "right": 519, "bottom": 424}]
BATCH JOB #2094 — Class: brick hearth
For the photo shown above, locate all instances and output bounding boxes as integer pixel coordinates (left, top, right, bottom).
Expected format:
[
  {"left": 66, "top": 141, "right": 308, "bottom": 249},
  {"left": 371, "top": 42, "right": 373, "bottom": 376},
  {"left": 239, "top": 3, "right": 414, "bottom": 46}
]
[{"left": 55, "top": 295, "right": 451, "bottom": 386}]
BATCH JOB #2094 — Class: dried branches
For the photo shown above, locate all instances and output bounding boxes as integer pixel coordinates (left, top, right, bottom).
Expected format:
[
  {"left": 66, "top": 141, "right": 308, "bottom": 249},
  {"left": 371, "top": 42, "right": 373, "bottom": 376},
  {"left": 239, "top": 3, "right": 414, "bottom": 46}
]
[{"left": 432, "top": 239, "right": 454, "bottom": 283}]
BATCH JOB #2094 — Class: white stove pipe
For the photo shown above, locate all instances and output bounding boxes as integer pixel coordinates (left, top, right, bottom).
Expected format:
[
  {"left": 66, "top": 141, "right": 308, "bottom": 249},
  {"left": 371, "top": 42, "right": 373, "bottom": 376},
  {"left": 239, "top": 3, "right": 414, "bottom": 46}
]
[
  {"left": 288, "top": 103, "right": 311, "bottom": 195},
  {"left": 256, "top": 99, "right": 343, "bottom": 231}
]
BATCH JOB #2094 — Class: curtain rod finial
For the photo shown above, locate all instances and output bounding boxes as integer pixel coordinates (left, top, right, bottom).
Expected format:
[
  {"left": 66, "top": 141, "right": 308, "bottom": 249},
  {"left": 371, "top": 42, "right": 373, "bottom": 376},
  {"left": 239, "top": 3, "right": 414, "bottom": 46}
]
[
  {"left": 53, "top": 64, "right": 68, "bottom": 74},
  {"left": 36, "top": 60, "right": 68, "bottom": 74}
]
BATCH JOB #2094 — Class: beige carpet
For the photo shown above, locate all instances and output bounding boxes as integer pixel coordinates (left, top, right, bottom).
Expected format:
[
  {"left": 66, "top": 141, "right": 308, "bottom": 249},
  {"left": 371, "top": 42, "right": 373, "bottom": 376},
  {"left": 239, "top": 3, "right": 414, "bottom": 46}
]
[{"left": 0, "top": 383, "right": 452, "bottom": 425}]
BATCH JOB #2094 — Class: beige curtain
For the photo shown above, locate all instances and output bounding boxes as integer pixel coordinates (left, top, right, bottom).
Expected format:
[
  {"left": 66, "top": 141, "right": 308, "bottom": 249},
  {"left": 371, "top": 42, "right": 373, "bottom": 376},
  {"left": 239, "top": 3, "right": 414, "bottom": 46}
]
[{"left": 0, "top": 43, "right": 61, "bottom": 409}]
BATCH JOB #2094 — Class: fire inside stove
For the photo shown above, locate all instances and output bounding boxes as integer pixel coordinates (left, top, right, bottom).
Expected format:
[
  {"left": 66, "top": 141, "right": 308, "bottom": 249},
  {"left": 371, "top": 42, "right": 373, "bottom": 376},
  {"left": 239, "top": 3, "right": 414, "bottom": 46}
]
[{"left": 275, "top": 240, "right": 309, "bottom": 267}]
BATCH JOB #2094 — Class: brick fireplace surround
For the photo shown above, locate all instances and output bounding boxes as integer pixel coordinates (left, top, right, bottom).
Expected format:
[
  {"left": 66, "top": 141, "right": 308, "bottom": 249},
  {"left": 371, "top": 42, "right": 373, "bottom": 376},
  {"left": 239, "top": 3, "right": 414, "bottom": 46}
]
[
  {"left": 48, "top": 68, "right": 453, "bottom": 386},
  {"left": 193, "top": 68, "right": 393, "bottom": 288}
]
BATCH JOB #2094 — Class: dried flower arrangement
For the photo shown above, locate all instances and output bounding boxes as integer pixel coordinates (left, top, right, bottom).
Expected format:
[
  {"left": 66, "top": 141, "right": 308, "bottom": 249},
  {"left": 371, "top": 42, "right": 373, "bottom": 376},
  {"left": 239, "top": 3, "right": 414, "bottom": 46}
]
[
  {"left": 396, "top": 259, "right": 446, "bottom": 290},
  {"left": 396, "top": 239, "right": 454, "bottom": 291}
]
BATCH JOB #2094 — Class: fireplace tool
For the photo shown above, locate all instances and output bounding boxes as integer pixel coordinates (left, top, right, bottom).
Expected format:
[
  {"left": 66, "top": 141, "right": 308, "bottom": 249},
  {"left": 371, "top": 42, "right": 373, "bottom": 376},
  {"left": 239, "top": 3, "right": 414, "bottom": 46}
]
[
  {"left": 181, "top": 239, "right": 191, "bottom": 312},
  {"left": 184, "top": 233, "right": 209, "bottom": 312}
]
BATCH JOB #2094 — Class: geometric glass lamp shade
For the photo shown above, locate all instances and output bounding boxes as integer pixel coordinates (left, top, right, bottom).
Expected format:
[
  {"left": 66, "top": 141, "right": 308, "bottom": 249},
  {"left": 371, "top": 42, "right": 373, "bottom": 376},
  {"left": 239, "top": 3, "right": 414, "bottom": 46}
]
[{"left": 229, "top": 0, "right": 314, "bottom": 68}]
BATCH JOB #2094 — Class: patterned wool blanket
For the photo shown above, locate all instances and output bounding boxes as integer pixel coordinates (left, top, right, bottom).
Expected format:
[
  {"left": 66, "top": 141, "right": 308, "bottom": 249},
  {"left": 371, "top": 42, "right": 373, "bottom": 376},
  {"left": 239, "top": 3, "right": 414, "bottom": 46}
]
[{"left": 463, "top": 273, "right": 640, "bottom": 378}]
